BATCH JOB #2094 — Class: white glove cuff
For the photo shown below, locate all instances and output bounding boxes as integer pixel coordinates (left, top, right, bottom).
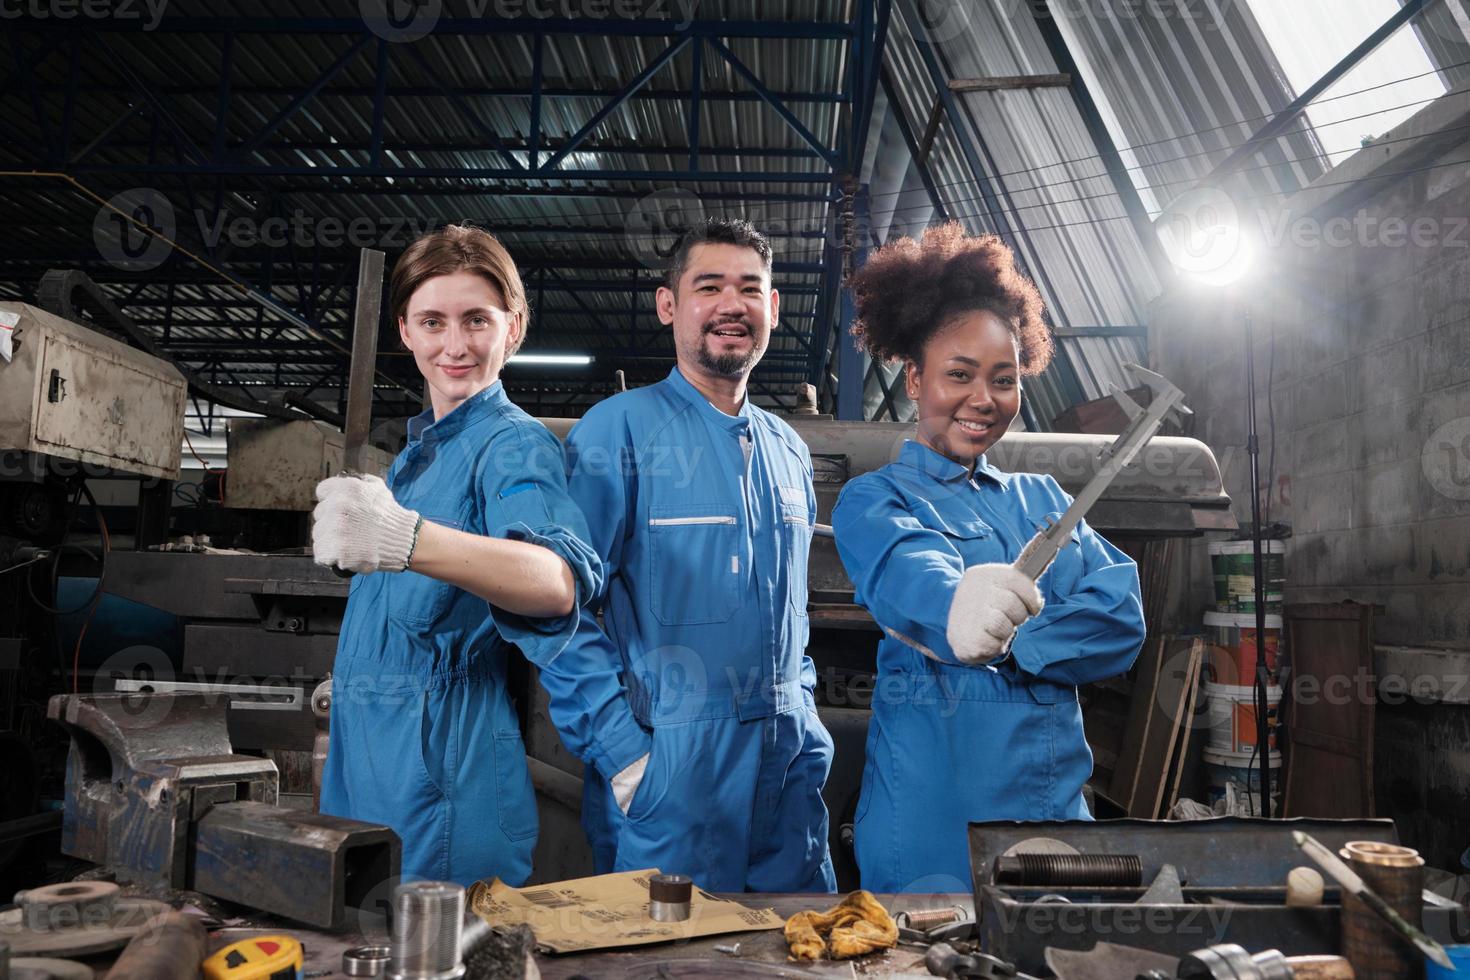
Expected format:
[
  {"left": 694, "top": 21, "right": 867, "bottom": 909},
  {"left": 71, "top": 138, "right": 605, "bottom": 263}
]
[{"left": 379, "top": 507, "right": 422, "bottom": 572}]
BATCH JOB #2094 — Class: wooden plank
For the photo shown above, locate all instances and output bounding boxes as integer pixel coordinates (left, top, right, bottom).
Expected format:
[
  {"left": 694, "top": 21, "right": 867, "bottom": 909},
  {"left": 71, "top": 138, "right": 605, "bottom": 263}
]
[
  {"left": 1163, "top": 639, "right": 1205, "bottom": 815},
  {"left": 1107, "top": 636, "right": 1167, "bottom": 813},
  {"left": 1139, "top": 638, "right": 1202, "bottom": 819},
  {"left": 948, "top": 73, "right": 1072, "bottom": 92}
]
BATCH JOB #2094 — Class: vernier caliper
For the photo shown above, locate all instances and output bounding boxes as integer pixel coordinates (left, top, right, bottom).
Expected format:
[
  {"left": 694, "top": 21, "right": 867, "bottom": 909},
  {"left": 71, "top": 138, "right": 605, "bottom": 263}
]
[{"left": 1011, "top": 363, "right": 1191, "bottom": 579}]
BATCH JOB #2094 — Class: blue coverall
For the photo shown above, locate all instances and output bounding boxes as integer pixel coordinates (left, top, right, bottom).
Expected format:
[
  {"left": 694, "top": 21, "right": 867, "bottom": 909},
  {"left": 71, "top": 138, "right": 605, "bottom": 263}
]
[
  {"left": 832, "top": 440, "right": 1145, "bottom": 893},
  {"left": 561, "top": 366, "right": 837, "bottom": 893},
  {"left": 320, "top": 382, "right": 626, "bottom": 887}
]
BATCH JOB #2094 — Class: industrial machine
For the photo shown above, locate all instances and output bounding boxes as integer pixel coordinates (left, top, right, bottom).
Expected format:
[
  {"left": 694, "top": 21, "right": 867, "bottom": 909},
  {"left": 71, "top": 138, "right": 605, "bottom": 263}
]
[{"left": 2, "top": 279, "right": 1236, "bottom": 899}]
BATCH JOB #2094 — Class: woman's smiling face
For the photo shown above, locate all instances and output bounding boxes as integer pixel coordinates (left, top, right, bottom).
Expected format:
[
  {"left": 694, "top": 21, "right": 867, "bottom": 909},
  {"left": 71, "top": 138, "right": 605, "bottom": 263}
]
[{"left": 906, "top": 309, "right": 1022, "bottom": 465}]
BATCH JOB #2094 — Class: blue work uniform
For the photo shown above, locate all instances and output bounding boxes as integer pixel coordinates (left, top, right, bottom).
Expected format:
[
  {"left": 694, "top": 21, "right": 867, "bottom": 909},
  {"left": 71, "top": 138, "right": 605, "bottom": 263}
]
[
  {"left": 321, "top": 382, "right": 632, "bottom": 887},
  {"left": 832, "top": 440, "right": 1145, "bottom": 893},
  {"left": 560, "top": 366, "right": 837, "bottom": 893}
]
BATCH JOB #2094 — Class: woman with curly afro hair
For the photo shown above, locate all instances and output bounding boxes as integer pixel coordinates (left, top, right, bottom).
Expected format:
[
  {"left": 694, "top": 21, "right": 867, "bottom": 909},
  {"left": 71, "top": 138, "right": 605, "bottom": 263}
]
[{"left": 831, "top": 224, "right": 1145, "bottom": 893}]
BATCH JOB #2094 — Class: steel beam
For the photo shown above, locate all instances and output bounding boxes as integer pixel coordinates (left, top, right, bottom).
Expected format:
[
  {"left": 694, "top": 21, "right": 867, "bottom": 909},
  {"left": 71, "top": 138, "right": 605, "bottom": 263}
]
[
  {"left": 33, "top": 82, "right": 849, "bottom": 105},
  {"left": 1205, "top": 0, "right": 1430, "bottom": 182},
  {"left": 28, "top": 18, "right": 854, "bottom": 39},
  {"left": 539, "top": 35, "right": 693, "bottom": 171},
  {"left": 708, "top": 38, "right": 841, "bottom": 167},
  {"left": 880, "top": 67, "right": 948, "bottom": 220},
  {"left": 1032, "top": 1, "right": 1174, "bottom": 286},
  {"left": 64, "top": 162, "right": 834, "bottom": 182}
]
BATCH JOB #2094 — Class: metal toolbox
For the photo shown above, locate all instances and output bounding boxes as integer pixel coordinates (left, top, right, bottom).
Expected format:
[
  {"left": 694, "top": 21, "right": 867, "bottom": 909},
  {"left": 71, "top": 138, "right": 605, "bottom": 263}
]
[
  {"left": 0, "top": 301, "right": 186, "bottom": 480},
  {"left": 967, "top": 818, "right": 1470, "bottom": 974}
]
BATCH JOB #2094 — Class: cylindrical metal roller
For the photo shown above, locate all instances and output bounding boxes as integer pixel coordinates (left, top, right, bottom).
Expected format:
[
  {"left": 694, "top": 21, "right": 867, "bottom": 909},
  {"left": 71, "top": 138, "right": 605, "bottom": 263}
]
[
  {"left": 647, "top": 873, "right": 692, "bottom": 922},
  {"left": 1339, "top": 841, "right": 1423, "bottom": 980},
  {"left": 104, "top": 910, "right": 205, "bottom": 980},
  {"left": 388, "top": 881, "right": 466, "bottom": 980},
  {"left": 993, "top": 853, "right": 1143, "bottom": 887}
]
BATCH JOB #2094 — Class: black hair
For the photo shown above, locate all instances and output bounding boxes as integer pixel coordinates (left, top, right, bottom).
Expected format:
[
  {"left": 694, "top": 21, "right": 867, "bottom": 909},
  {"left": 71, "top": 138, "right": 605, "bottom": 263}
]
[{"left": 664, "top": 218, "right": 773, "bottom": 290}]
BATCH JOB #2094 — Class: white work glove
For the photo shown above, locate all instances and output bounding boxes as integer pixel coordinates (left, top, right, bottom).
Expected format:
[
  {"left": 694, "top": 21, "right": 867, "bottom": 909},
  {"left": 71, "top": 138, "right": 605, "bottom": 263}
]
[
  {"left": 611, "top": 753, "right": 649, "bottom": 816},
  {"left": 945, "top": 563, "right": 1045, "bottom": 665},
  {"left": 311, "top": 474, "right": 421, "bottom": 574}
]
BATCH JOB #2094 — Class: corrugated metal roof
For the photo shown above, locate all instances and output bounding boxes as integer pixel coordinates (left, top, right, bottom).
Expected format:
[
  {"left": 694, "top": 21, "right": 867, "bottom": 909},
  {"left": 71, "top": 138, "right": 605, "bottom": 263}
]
[{"left": 0, "top": 0, "right": 1453, "bottom": 425}]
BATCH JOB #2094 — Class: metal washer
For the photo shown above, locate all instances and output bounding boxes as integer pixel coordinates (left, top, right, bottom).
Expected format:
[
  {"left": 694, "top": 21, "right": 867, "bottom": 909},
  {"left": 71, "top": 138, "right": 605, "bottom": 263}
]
[{"left": 343, "top": 945, "right": 392, "bottom": 977}]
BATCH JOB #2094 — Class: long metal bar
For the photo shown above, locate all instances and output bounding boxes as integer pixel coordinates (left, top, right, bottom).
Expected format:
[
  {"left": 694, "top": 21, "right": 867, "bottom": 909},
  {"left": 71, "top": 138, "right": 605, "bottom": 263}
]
[
  {"left": 880, "top": 67, "right": 948, "bottom": 219},
  {"left": 59, "top": 35, "right": 81, "bottom": 163},
  {"left": 1032, "top": 0, "right": 1173, "bottom": 286},
  {"left": 852, "top": 0, "right": 893, "bottom": 172},
  {"left": 898, "top": 0, "right": 1087, "bottom": 408},
  {"left": 344, "top": 249, "right": 385, "bottom": 472},
  {"left": 61, "top": 139, "right": 825, "bottom": 159},
  {"left": 95, "top": 34, "right": 210, "bottom": 165},
  {"left": 37, "top": 82, "right": 848, "bottom": 104},
  {"left": 37, "top": 17, "right": 854, "bottom": 38},
  {"left": 211, "top": 33, "right": 235, "bottom": 161},
  {"left": 1206, "top": 0, "right": 1429, "bottom": 181},
  {"left": 69, "top": 102, "right": 145, "bottom": 165},
  {"left": 402, "top": 42, "right": 523, "bottom": 170},
  {"left": 688, "top": 38, "right": 703, "bottom": 172},
  {"left": 1244, "top": 309, "right": 1271, "bottom": 816},
  {"left": 238, "top": 35, "right": 373, "bottom": 158},
  {"left": 64, "top": 162, "right": 835, "bottom": 181},
  {"left": 9, "top": 32, "right": 56, "bottom": 159},
  {"left": 528, "top": 32, "right": 544, "bottom": 170},
  {"left": 707, "top": 38, "right": 841, "bottom": 167},
  {"left": 540, "top": 35, "right": 693, "bottom": 171},
  {"left": 370, "top": 39, "right": 388, "bottom": 168}
]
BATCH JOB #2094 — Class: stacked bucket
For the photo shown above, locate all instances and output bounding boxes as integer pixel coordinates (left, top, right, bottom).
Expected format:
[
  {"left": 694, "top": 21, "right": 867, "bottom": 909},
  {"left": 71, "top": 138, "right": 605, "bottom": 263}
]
[{"left": 1202, "top": 540, "right": 1285, "bottom": 815}]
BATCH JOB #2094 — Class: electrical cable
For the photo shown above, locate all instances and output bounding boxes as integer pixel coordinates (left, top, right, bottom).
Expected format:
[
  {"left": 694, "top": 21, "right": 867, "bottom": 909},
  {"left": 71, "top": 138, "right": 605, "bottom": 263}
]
[
  {"left": 25, "top": 486, "right": 107, "bottom": 617},
  {"left": 0, "top": 556, "right": 47, "bottom": 577},
  {"left": 1264, "top": 317, "right": 1278, "bottom": 528}
]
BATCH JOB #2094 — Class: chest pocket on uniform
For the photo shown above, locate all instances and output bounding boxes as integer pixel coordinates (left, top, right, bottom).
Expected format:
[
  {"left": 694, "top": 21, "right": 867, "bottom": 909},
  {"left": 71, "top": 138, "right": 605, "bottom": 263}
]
[
  {"left": 780, "top": 495, "right": 812, "bottom": 615},
  {"left": 647, "top": 505, "right": 741, "bottom": 626},
  {"left": 913, "top": 501, "right": 999, "bottom": 566},
  {"left": 389, "top": 514, "right": 465, "bottom": 629}
]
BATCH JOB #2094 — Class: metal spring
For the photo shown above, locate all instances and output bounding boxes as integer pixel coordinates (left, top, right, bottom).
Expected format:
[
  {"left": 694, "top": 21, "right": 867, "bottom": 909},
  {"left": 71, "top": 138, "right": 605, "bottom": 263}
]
[
  {"left": 389, "top": 881, "right": 465, "bottom": 979},
  {"left": 993, "top": 853, "right": 1143, "bottom": 887},
  {"left": 895, "top": 906, "right": 967, "bottom": 932}
]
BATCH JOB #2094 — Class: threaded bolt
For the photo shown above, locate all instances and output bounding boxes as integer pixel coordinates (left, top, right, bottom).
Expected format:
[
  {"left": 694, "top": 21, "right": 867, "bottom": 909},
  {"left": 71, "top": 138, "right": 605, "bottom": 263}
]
[{"left": 387, "top": 881, "right": 466, "bottom": 980}]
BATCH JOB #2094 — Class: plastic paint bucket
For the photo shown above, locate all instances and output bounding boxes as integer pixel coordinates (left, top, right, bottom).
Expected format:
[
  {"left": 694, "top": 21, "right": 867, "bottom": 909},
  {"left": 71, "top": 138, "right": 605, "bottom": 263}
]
[
  {"left": 1208, "top": 539, "right": 1285, "bottom": 611},
  {"left": 1203, "top": 746, "right": 1281, "bottom": 817},
  {"left": 1203, "top": 681, "right": 1281, "bottom": 753},
  {"left": 1203, "top": 610, "right": 1282, "bottom": 685}
]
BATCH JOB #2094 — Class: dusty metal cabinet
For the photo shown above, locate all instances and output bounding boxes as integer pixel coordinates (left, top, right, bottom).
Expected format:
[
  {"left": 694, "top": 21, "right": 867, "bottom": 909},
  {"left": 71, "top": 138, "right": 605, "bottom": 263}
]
[
  {"left": 226, "top": 418, "right": 393, "bottom": 511},
  {"left": 0, "top": 301, "right": 185, "bottom": 480}
]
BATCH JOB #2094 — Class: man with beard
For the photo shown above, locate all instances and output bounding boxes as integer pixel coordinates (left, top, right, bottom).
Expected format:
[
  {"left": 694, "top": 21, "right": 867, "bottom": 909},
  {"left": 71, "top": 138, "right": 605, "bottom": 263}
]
[{"left": 558, "top": 219, "right": 837, "bottom": 892}]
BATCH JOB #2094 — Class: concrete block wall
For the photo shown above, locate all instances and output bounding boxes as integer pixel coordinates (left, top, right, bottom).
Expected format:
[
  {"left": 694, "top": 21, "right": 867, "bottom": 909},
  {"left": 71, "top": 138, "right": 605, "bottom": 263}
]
[{"left": 1149, "top": 106, "right": 1470, "bottom": 867}]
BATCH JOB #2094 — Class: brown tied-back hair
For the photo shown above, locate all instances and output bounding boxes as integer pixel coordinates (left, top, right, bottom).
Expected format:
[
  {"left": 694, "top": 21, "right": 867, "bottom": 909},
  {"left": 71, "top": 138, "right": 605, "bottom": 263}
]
[
  {"left": 848, "top": 222, "right": 1053, "bottom": 375},
  {"left": 389, "top": 223, "right": 529, "bottom": 356}
]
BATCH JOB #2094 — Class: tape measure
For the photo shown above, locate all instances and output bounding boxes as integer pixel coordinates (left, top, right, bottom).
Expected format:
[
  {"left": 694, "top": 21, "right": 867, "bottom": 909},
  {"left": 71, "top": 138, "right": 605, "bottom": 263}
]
[{"left": 202, "top": 934, "right": 304, "bottom": 980}]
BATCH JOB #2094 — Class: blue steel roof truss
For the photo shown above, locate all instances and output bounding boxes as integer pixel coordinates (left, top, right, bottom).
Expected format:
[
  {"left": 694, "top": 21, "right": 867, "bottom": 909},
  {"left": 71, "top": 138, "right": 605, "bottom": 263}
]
[{"left": 0, "top": 11, "right": 872, "bottom": 418}]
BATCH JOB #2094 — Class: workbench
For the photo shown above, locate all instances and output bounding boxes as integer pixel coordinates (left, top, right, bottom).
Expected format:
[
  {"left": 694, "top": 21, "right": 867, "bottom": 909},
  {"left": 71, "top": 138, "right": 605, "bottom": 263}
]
[{"left": 203, "top": 893, "right": 968, "bottom": 979}]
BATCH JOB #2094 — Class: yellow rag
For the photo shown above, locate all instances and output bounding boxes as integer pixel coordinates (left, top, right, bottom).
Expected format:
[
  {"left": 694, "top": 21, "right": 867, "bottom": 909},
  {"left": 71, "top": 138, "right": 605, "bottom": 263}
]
[{"left": 784, "top": 889, "right": 898, "bottom": 961}]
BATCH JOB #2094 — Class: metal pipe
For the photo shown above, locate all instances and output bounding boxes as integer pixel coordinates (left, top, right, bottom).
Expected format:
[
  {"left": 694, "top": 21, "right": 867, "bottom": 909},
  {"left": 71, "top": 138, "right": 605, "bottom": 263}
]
[
  {"left": 104, "top": 911, "right": 206, "bottom": 980},
  {"left": 1245, "top": 308, "right": 1272, "bottom": 816}
]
